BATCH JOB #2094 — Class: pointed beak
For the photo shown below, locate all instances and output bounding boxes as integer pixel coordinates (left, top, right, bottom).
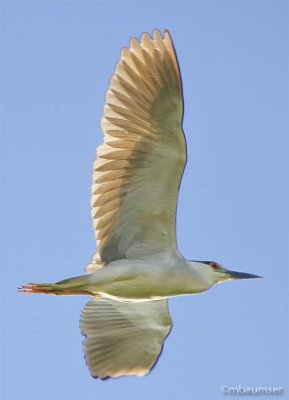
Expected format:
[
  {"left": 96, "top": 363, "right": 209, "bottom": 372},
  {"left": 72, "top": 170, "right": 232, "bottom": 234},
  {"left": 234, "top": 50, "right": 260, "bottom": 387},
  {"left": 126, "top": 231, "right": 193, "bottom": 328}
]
[{"left": 226, "top": 270, "right": 263, "bottom": 280}]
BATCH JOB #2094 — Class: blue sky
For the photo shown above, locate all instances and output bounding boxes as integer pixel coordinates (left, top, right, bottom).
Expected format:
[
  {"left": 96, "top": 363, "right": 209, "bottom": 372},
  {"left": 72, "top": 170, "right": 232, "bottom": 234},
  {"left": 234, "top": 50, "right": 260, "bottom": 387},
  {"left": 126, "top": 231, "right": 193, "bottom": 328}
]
[{"left": 1, "top": 1, "right": 288, "bottom": 399}]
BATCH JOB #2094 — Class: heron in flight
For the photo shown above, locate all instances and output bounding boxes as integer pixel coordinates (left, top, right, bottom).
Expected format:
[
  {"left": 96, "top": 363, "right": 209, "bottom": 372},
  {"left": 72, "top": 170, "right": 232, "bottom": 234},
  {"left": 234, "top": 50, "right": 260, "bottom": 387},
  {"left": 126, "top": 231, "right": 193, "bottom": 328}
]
[{"left": 19, "top": 30, "right": 261, "bottom": 379}]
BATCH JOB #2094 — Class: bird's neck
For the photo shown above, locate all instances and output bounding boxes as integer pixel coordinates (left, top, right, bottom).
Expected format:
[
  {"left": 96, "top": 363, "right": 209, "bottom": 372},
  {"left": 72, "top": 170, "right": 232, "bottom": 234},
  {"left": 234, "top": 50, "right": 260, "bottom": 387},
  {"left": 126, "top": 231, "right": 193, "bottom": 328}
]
[{"left": 184, "top": 260, "right": 216, "bottom": 293}]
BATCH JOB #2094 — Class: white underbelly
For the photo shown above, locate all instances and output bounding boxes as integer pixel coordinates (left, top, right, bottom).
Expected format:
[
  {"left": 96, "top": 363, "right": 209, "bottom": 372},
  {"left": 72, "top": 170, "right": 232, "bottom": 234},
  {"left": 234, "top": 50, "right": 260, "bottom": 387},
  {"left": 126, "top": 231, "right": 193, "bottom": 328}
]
[
  {"left": 98, "top": 292, "right": 167, "bottom": 302},
  {"left": 87, "top": 253, "right": 210, "bottom": 300}
]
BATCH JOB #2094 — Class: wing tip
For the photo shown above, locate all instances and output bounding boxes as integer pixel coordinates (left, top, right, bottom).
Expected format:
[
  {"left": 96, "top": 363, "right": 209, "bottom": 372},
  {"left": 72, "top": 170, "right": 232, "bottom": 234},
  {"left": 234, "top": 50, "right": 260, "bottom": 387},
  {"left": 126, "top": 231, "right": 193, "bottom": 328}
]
[{"left": 126, "top": 29, "right": 172, "bottom": 50}]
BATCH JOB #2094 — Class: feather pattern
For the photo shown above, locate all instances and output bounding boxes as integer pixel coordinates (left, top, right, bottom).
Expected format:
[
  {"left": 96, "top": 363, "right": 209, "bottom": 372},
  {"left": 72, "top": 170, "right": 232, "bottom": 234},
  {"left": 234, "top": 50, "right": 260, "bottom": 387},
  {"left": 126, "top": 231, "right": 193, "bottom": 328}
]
[
  {"left": 87, "top": 30, "right": 186, "bottom": 273},
  {"left": 80, "top": 297, "right": 172, "bottom": 378}
]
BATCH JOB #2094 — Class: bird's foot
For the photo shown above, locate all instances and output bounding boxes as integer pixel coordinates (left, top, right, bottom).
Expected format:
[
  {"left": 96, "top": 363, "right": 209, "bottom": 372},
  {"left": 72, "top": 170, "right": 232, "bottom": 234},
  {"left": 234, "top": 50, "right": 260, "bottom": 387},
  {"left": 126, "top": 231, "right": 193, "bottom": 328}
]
[
  {"left": 18, "top": 282, "right": 95, "bottom": 296},
  {"left": 18, "top": 283, "right": 60, "bottom": 295}
]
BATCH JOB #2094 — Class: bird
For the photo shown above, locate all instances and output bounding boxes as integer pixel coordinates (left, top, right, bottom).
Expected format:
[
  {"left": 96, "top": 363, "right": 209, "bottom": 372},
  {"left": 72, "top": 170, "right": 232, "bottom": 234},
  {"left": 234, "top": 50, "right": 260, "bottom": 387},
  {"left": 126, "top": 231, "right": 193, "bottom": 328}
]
[{"left": 19, "top": 29, "right": 261, "bottom": 379}]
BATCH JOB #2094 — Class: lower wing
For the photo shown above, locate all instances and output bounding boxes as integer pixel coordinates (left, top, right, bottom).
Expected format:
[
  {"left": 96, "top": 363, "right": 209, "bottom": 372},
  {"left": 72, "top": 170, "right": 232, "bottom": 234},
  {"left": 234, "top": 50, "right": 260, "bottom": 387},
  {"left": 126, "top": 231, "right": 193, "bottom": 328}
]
[{"left": 80, "top": 297, "right": 172, "bottom": 378}]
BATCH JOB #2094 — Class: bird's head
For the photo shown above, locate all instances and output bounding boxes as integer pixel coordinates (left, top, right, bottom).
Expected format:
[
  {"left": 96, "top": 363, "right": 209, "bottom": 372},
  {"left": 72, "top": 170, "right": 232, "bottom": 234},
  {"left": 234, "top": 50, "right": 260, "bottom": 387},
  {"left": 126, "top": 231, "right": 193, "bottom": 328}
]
[{"left": 202, "top": 261, "right": 262, "bottom": 284}]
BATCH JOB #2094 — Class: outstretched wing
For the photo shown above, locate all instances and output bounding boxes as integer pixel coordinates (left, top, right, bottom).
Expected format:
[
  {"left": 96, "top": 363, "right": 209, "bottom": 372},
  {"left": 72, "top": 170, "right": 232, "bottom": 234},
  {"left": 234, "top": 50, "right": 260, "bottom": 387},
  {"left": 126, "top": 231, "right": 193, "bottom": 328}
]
[
  {"left": 80, "top": 298, "right": 172, "bottom": 378},
  {"left": 88, "top": 30, "right": 186, "bottom": 272}
]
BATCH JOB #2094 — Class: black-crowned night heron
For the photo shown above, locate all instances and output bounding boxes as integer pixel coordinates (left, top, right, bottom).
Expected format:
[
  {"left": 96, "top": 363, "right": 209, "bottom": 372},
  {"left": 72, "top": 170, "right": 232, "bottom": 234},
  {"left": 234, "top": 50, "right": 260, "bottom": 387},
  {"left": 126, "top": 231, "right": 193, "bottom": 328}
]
[{"left": 19, "top": 30, "right": 261, "bottom": 379}]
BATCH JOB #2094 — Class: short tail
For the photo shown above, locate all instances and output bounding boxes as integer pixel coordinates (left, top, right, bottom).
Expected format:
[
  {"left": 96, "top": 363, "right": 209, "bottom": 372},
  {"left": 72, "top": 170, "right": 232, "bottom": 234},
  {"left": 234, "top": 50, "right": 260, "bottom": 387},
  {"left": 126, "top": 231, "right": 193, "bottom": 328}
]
[{"left": 18, "top": 275, "right": 95, "bottom": 296}]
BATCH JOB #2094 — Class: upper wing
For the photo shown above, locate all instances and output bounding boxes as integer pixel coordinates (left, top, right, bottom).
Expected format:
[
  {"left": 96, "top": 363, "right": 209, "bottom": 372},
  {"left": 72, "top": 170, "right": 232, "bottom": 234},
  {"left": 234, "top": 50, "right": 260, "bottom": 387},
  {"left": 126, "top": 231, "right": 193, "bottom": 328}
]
[
  {"left": 80, "top": 298, "right": 172, "bottom": 378},
  {"left": 88, "top": 30, "right": 186, "bottom": 272}
]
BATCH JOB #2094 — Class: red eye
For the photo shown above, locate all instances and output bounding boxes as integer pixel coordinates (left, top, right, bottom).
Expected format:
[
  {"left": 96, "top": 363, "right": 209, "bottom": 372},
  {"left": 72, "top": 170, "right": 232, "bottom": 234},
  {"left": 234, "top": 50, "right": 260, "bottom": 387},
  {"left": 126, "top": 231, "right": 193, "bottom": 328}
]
[{"left": 211, "top": 262, "right": 219, "bottom": 270}]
